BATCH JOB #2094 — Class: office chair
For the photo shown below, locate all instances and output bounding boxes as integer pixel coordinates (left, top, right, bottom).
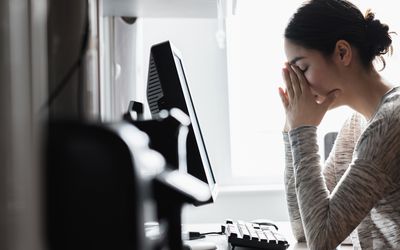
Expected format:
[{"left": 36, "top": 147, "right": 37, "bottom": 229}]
[
  {"left": 45, "top": 120, "right": 154, "bottom": 250},
  {"left": 324, "top": 131, "right": 338, "bottom": 161}
]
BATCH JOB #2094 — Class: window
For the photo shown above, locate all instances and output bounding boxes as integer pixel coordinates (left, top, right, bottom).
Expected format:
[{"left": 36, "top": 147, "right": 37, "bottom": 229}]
[{"left": 224, "top": 0, "right": 400, "bottom": 187}]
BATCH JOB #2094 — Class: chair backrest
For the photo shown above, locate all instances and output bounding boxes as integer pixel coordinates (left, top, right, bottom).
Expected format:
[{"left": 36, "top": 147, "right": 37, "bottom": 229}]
[
  {"left": 324, "top": 131, "right": 338, "bottom": 161},
  {"left": 45, "top": 121, "right": 145, "bottom": 250}
]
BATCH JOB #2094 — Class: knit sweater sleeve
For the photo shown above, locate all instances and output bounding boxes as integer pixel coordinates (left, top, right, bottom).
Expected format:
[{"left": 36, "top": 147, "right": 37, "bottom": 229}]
[
  {"left": 283, "top": 132, "right": 306, "bottom": 241},
  {"left": 288, "top": 116, "right": 397, "bottom": 250},
  {"left": 283, "top": 114, "right": 361, "bottom": 242}
]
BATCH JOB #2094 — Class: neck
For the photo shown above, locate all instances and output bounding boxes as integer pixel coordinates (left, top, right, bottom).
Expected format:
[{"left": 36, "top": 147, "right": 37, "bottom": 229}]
[{"left": 343, "top": 68, "right": 393, "bottom": 120}]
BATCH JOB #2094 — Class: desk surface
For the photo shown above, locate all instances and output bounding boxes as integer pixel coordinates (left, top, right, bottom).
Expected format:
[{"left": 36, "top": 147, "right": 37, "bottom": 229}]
[{"left": 183, "top": 222, "right": 353, "bottom": 250}]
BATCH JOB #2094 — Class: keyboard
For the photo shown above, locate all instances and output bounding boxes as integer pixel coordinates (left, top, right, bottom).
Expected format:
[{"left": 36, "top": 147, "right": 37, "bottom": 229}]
[{"left": 223, "top": 219, "right": 289, "bottom": 250}]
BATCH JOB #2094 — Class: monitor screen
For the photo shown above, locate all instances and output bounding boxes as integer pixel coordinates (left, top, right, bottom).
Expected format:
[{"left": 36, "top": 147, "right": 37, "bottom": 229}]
[{"left": 146, "top": 41, "right": 218, "bottom": 204}]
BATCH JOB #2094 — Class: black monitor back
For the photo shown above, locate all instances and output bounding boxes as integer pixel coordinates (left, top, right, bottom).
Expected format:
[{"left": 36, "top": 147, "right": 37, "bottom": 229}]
[{"left": 146, "top": 41, "right": 218, "bottom": 203}]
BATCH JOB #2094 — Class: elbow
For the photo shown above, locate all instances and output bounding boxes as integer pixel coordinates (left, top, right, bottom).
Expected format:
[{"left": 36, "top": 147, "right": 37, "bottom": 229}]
[
  {"left": 307, "top": 242, "right": 339, "bottom": 250},
  {"left": 306, "top": 231, "right": 340, "bottom": 250},
  {"left": 288, "top": 220, "right": 306, "bottom": 242},
  {"left": 294, "top": 234, "right": 306, "bottom": 243},
  {"left": 292, "top": 229, "right": 306, "bottom": 242}
]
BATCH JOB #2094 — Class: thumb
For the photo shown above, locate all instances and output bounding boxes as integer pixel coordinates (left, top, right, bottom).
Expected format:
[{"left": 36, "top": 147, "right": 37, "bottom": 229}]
[{"left": 321, "top": 89, "right": 340, "bottom": 109}]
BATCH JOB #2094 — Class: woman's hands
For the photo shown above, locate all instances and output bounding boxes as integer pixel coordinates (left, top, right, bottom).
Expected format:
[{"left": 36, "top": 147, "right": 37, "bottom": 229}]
[{"left": 278, "top": 63, "right": 340, "bottom": 132}]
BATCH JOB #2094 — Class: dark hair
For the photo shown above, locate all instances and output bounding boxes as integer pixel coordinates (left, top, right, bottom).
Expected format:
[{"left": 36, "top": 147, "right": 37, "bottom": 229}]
[{"left": 285, "top": 0, "right": 394, "bottom": 70}]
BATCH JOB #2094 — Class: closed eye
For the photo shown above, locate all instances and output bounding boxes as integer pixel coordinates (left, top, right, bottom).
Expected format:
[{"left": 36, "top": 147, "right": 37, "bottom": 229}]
[{"left": 300, "top": 66, "right": 308, "bottom": 73}]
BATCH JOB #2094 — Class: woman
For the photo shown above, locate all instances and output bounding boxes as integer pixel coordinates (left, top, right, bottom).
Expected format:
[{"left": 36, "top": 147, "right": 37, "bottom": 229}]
[{"left": 279, "top": 0, "right": 400, "bottom": 249}]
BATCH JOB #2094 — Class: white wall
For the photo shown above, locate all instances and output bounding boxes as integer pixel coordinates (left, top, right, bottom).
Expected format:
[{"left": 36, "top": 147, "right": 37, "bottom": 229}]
[
  {"left": 101, "top": 15, "right": 293, "bottom": 223},
  {"left": 104, "top": 18, "right": 232, "bottom": 180},
  {"left": 138, "top": 18, "right": 292, "bottom": 224},
  {"left": 139, "top": 18, "right": 243, "bottom": 223},
  {"left": 141, "top": 19, "right": 231, "bottom": 189},
  {"left": 182, "top": 189, "right": 289, "bottom": 224}
]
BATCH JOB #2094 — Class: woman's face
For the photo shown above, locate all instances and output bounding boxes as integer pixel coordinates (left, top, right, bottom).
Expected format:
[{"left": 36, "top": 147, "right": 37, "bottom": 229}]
[{"left": 284, "top": 39, "right": 342, "bottom": 105}]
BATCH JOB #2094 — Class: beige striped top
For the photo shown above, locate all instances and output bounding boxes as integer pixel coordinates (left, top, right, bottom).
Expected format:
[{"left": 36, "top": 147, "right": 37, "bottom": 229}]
[{"left": 284, "top": 86, "right": 400, "bottom": 250}]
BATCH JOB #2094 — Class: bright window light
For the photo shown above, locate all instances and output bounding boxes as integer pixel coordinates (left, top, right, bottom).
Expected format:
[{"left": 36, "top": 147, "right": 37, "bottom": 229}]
[{"left": 225, "top": 0, "right": 400, "bottom": 186}]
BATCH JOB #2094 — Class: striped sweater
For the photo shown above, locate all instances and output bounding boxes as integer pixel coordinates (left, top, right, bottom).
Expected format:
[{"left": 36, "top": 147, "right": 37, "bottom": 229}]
[{"left": 284, "top": 86, "right": 400, "bottom": 250}]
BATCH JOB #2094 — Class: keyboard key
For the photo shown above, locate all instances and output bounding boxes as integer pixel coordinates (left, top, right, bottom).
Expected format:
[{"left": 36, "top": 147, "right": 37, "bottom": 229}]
[
  {"left": 224, "top": 219, "right": 289, "bottom": 250},
  {"left": 227, "top": 223, "right": 239, "bottom": 238},
  {"left": 263, "top": 229, "right": 277, "bottom": 244},
  {"left": 237, "top": 220, "right": 251, "bottom": 240},
  {"left": 245, "top": 223, "right": 259, "bottom": 241},
  {"left": 254, "top": 228, "right": 268, "bottom": 242}
]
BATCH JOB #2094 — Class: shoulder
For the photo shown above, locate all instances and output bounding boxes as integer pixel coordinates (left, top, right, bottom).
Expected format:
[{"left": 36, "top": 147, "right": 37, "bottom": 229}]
[
  {"left": 374, "top": 86, "right": 400, "bottom": 122},
  {"left": 355, "top": 87, "right": 400, "bottom": 168},
  {"left": 362, "top": 87, "right": 400, "bottom": 138}
]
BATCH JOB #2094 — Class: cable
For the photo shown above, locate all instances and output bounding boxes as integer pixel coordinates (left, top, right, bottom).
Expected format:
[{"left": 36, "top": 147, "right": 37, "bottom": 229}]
[
  {"left": 77, "top": 55, "right": 84, "bottom": 119},
  {"left": 187, "top": 230, "right": 224, "bottom": 240},
  {"left": 77, "top": 1, "right": 89, "bottom": 118},
  {"left": 200, "top": 231, "right": 224, "bottom": 236},
  {"left": 42, "top": 56, "right": 83, "bottom": 112},
  {"left": 41, "top": 0, "right": 89, "bottom": 114}
]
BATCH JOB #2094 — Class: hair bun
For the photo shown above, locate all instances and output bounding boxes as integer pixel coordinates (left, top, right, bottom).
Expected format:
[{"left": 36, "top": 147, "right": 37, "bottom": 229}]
[{"left": 364, "top": 9, "right": 392, "bottom": 57}]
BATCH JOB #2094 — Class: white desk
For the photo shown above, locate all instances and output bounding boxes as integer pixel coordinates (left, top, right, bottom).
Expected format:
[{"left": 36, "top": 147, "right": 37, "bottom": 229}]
[{"left": 183, "top": 222, "right": 353, "bottom": 250}]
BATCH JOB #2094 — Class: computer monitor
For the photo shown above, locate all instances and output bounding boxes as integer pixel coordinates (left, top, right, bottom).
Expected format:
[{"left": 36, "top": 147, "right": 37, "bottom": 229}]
[{"left": 146, "top": 40, "right": 218, "bottom": 204}]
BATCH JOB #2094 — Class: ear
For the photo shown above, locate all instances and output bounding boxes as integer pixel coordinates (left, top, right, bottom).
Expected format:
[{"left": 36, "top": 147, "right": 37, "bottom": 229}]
[{"left": 334, "top": 40, "right": 352, "bottom": 66}]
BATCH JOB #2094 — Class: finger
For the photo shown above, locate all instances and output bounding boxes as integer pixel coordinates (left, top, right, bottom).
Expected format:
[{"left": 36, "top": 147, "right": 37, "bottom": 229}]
[
  {"left": 282, "top": 67, "right": 294, "bottom": 100},
  {"left": 278, "top": 87, "right": 289, "bottom": 107},
  {"left": 290, "top": 64, "right": 306, "bottom": 93},
  {"left": 286, "top": 63, "right": 302, "bottom": 96},
  {"left": 283, "top": 88, "right": 289, "bottom": 99}
]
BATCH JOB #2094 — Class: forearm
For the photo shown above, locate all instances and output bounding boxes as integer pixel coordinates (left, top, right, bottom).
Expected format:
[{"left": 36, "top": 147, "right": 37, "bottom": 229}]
[
  {"left": 283, "top": 132, "right": 306, "bottom": 242},
  {"left": 289, "top": 126, "right": 331, "bottom": 249}
]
